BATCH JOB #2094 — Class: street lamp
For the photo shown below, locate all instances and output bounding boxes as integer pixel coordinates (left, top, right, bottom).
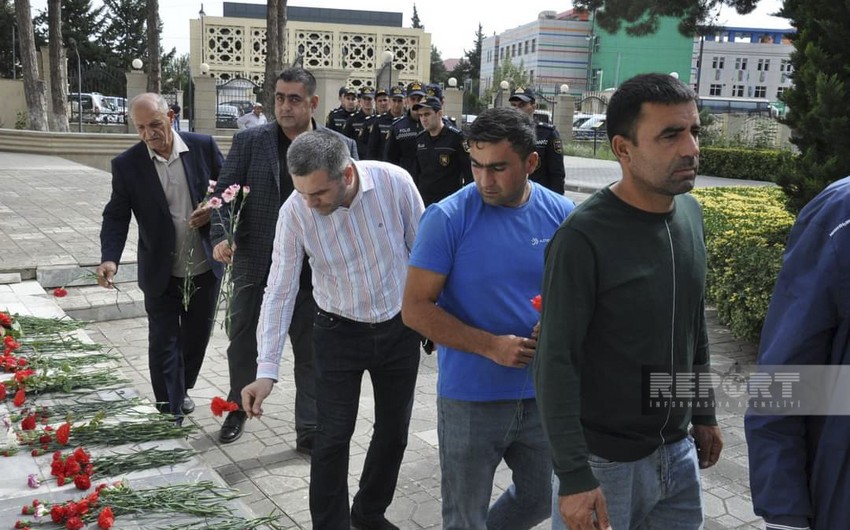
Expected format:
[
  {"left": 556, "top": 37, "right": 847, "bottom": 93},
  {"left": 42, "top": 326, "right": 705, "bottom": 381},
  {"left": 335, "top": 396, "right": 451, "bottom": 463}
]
[
  {"left": 560, "top": 84, "right": 570, "bottom": 94},
  {"left": 131, "top": 58, "right": 143, "bottom": 70},
  {"left": 68, "top": 37, "right": 82, "bottom": 132},
  {"left": 382, "top": 50, "right": 393, "bottom": 90},
  {"left": 670, "top": 72, "right": 680, "bottom": 80},
  {"left": 199, "top": 4, "right": 206, "bottom": 64},
  {"left": 499, "top": 79, "right": 510, "bottom": 107}
]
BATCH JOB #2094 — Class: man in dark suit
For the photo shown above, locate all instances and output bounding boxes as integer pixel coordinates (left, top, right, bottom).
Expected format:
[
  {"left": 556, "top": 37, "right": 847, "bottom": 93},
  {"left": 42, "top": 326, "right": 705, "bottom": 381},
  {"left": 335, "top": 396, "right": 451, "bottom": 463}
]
[
  {"left": 97, "top": 92, "right": 223, "bottom": 420},
  {"left": 211, "top": 67, "right": 359, "bottom": 446}
]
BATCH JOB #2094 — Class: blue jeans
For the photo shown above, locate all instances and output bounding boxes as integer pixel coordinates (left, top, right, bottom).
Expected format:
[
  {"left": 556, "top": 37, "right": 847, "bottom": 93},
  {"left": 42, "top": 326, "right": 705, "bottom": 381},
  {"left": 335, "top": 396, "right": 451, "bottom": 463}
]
[
  {"left": 551, "top": 436, "right": 703, "bottom": 530},
  {"left": 438, "top": 398, "right": 552, "bottom": 530},
  {"left": 309, "top": 309, "right": 420, "bottom": 530}
]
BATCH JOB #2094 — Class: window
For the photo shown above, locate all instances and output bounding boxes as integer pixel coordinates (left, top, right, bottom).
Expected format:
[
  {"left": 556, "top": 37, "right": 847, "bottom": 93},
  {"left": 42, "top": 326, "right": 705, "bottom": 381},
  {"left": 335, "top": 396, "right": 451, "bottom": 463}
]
[
  {"left": 735, "top": 57, "right": 748, "bottom": 70},
  {"left": 712, "top": 56, "right": 725, "bottom": 69},
  {"left": 776, "top": 86, "right": 786, "bottom": 98},
  {"left": 780, "top": 59, "right": 793, "bottom": 73},
  {"left": 532, "top": 39, "right": 536, "bottom": 53},
  {"left": 529, "top": 70, "right": 534, "bottom": 82},
  {"left": 757, "top": 59, "right": 770, "bottom": 71},
  {"left": 732, "top": 85, "right": 745, "bottom": 97},
  {"left": 524, "top": 41, "right": 529, "bottom": 55},
  {"left": 709, "top": 84, "right": 723, "bottom": 96},
  {"left": 754, "top": 86, "right": 767, "bottom": 98}
]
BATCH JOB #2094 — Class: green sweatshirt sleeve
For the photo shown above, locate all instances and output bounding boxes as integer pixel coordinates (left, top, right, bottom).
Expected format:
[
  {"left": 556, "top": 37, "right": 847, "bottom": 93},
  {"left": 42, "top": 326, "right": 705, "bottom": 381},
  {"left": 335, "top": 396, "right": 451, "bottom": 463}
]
[
  {"left": 691, "top": 296, "right": 718, "bottom": 426},
  {"left": 535, "top": 225, "right": 599, "bottom": 496}
]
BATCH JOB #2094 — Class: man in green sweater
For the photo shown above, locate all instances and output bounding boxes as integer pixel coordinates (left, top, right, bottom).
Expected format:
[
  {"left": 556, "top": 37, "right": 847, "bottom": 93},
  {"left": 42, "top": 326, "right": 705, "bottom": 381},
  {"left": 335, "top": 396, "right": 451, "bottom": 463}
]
[{"left": 535, "top": 73, "right": 723, "bottom": 530}]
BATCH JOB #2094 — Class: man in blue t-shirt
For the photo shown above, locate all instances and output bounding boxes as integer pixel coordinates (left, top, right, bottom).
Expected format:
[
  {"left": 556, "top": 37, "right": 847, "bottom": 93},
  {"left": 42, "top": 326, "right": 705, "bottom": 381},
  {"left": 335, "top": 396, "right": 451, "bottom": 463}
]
[{"left": 402, "top": 107, "right": 575, "bottom": 530}]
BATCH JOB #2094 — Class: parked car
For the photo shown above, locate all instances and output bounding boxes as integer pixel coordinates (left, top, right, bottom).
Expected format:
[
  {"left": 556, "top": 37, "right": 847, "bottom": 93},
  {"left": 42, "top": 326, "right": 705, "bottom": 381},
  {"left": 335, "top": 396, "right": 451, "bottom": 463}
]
[
  {"left": 67, "top": 92, "right": 115, "bottom": 123},
  {"left": 216, "top": 104, "right": 239, "bottom": 129},
  {"left": 222, "top": 99, "right": 255, "bottom": 117},
  {"left": 572, "top": 114, "right": 607, "bottom": 140},
  {"left": 102, "top": 96, "right": 128, "bottom": 123}
]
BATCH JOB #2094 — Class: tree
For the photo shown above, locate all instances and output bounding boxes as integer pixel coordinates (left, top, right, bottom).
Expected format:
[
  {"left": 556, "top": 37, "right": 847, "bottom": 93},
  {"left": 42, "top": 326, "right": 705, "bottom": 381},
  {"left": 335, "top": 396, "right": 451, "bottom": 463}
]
[
  {"left": 483, "top": 59, "right": 529, "bottom": 106},
  {"left": 0, "top": 0, "right": 19, "bottom": 79},
  {"left": 411, "top": 4, "right": 423, "bottom": 29},
  {"left": 14, "top": 0, "right": 48, "bottom": 130},
  {"left": 100, "top": 0, "right": 148, "bottom": 70},
  {"left": 449, "top": 24, "right": 485, "bottom": 113},
  {"left": 574, "top": 0, "right": 758, "bottom": 36},
  {"left": 263, "top": 0, "right": 287, "bottom": 113},
  {"left": 47, "top": 0, "right": 69, "bottom": 131},
  {"left": 162, "top": 52, "right": 189, "bottom": 93},
  {"left": 430, "top": 45, "right": 446, "bottom": 84},
  {"left": 34, "top": 0, "right": 108, "bottom": 67},
  {"left": 775, "top": 0, "right": 850, "bottom": 211},
  {"left": 145, "top": 0, "right": 160, "bottom": 92}
]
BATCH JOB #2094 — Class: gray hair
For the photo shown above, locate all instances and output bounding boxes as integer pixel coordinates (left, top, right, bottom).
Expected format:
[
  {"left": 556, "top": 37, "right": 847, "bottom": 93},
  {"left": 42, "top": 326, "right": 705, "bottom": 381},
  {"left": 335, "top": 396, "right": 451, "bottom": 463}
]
[
  {"left": 288, "top": 130, "right": 351, "bottom": 181},
  {"left": 129, "top": 93, "right": 169, "bottom": 116}
]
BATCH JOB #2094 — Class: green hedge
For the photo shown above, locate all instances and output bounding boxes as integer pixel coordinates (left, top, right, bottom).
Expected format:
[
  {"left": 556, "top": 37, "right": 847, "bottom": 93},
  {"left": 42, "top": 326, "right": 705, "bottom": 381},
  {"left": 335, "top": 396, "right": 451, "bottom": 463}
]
[
  {"left": 691, "top": 187, "right": 795, "bottom": 342},
  {"left": 700, "top": 147, "right": 796, "bottom": 182}
]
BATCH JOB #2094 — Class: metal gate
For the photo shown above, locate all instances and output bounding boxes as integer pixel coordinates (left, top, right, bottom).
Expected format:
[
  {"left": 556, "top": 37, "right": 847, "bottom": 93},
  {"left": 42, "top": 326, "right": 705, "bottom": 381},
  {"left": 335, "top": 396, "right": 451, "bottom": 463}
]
[{"left": 215, "top": 77, "right": 260, "bottom": 128}]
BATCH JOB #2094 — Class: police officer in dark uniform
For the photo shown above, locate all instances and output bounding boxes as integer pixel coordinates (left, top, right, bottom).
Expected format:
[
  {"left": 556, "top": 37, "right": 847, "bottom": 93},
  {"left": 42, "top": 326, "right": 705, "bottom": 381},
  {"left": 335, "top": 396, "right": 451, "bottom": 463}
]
[
  {"left": 411, "top": 96, "right": 472, "bottom": 206},
  {"left": 325, "top": 86, "right": 357, "bottom": 133},
  {"left": 384, "top": 81, "right": 427, "bottom": 175},
  {"left": 342, "top": 86, "right": 376, "bottom": 159},
  {"left": 508, "top": 87, "right": 566, "bottom": 194},
  {"left": 368, "top": 85, "right": 406, "bottom": 160},
  {"left": 425, "top": 83, "right": 459, "bottom": 129}
]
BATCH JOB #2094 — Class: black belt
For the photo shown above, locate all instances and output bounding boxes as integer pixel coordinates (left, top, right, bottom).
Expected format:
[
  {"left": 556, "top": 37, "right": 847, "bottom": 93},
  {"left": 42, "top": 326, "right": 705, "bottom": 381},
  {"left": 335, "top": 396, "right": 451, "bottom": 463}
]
[{"left": 316, "top": 308, "right": 399, "bottom": 329}]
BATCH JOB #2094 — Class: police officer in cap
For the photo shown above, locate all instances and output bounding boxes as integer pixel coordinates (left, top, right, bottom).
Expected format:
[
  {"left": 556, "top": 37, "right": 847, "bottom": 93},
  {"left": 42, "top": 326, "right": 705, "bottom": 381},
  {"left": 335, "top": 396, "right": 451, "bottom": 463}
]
[
  {"left": 425, "top": 83, "right": 458, "bottom": 128},
  {"left": 509, "top": 87, "right": 566, "bottom": 194},
  {"left": 412, "top": 96, "right": 472, "bottom": 206},
  {"left": 325, "top": 86, "right": 357, "bottom": 133},
  {"left": 384, "top": 81, "right": 427, "bottom": 175},
  {"left": 368, "top": 85, "right": 406, "bottom": 161},
  {"left": 342, "top": 86, "right": 376, "bottom": 159}
]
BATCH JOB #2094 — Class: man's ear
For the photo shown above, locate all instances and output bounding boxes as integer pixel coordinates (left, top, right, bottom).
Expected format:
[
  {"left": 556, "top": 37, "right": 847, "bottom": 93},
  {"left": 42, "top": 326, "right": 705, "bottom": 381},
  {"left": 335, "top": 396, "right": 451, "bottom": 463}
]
[
  {"left": 344, "top": 164, "right": 355, "bottom": 185},
  {"left": 611, "top": 135, "right": 630, "bottom": 162},
  {"left": 310, "top": 95, "right": 319, "bottom": 111}
]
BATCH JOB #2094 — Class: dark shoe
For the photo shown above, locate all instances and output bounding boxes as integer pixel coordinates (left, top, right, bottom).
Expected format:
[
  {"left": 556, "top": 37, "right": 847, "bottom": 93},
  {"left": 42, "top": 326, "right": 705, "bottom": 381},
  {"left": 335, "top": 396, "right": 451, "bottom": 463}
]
[
  {"left": 218, "top": 410, "right": 246, "bottom": 444},
  {"left": 350, "top": 513, "right": 399, "bottom": 530},
  {"left": 181, "top": 395, "right": 195, "bottom": 415}
]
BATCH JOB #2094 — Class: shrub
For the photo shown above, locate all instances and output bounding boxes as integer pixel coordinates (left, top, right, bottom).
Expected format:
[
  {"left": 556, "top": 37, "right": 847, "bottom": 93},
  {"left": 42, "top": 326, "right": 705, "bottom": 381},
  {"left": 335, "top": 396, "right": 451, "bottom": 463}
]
[
  {"left": 700, "top": 147, "right": 796, "bottom": 183},
  {"left": 692, "top": 187, "right": 795, "bottom": 342}
]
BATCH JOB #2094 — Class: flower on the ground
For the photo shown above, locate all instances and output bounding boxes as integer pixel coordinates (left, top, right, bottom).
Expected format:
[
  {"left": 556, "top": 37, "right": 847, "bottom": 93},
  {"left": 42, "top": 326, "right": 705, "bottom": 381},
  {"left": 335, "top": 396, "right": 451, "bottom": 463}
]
[
  {"left": 53, "top": 288, "right": 69, "bottom": 298},
  {"left": 97, "top": 506, "right": 114, "bottom": 529},
  {"left": 5, "top": 335, "right": 20, "bottom": 354},
  {"left": 56, "top": 422, "right": 71, "bottom": 445},
  {"left": 65, "top": 515, "right": 84, "bottom": 530},
  {"left": 530, "top": 294, "right": 542, "bottom": 313},
  {"left": 210, "top": 396, "right": 239, "bottom": 417},
  {"left": 27, "top": 474, "right": 40, "bottom": 488},
  {"left": 21, "top": 414, "right": 37, "bottom": 431},
  {"left": 0, "top": 312, "right": 11, "bottom": 328},
  {"left": 0, "top": 382, "right": 6, "bottom": 400},
  {"left": 14, "top": 388, "right": 26, "bottom": 407},
  {"left": 74, "top": 474, "right": 91, "bottom": 491}
]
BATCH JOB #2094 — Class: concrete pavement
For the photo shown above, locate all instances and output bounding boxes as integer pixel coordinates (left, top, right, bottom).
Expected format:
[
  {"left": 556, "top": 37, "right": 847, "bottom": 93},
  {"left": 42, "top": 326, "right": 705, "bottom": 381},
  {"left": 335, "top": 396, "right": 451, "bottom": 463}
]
[{"left": 0, "top": 152, "right": 764, "bottom": 529}]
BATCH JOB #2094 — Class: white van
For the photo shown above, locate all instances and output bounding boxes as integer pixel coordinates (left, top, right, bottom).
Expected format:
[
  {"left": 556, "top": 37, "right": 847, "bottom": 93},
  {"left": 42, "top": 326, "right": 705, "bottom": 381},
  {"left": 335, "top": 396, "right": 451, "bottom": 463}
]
[{"left": 68, "top": 93, "right": 115, "bottom": 123}]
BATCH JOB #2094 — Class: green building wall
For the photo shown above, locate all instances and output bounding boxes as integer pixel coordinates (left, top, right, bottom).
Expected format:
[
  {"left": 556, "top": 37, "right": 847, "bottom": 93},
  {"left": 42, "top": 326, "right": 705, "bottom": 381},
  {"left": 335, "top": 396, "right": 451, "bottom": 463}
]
[{"left": 591, "top": 17, "right": 693, "bottom": 90}]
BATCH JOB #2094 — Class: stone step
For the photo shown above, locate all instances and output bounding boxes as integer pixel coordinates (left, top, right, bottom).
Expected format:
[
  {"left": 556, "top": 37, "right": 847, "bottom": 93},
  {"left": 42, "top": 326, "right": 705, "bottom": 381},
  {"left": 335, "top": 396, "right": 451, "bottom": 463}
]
[{"left": 52, "top": 281, "right": 147, "bottom": 322}]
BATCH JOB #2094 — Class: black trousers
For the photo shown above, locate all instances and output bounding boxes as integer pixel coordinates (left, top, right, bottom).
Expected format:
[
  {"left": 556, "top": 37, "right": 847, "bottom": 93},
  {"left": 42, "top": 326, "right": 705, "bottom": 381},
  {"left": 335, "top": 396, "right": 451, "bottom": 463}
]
[
  {"left": 309, "top": 310, "right": 420, "bottom": 530},
  {"left": 226, "top": 281, "right": 317, "bottom": 441},
  {"left": 144, "top": 270, "right": 219, "bottom": 416}
]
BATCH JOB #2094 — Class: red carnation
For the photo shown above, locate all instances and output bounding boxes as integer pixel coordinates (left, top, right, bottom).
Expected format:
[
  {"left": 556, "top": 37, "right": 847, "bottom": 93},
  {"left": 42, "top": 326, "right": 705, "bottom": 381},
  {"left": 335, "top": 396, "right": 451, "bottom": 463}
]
[
  {"left": 97, "top": 507, "right": 115, "bottom": 529},
  {"left": 73, "top": 474, "right": 91, "bottom": 491},
  {"left": 0, "top": 312, "right": 11, "bottom": 327},
  {"left": 73, "top": 447, "right": 90, "bottom": 465},
  {"left": 50, "top": 504, "right": 66, "bottom": 523},
  {"left": 64, "top": 456, "right": 81, "bottom": 476},
  {"left": 530, "top": 294, "right": 543, "bottom": 313},
  {"left": 21, "top": 414, "right": 37, "bottom": 431},
  {"left": 14, "top": 388, "right": 26, "bottom": 407},
  {"left": 65, "top": 516, "right": 84, "bottom": 530},
  {"left": 56, "top": 422, "right": 71, "bottom": 445},
  {"left": 53, "top": 288, "right": 68, "bottom": 298},
  {"left": 210, "top": 396, "right": 239, "bottom": 417},
  {"left": 0, "top": 382, "right": 6, "bottom": 400}
]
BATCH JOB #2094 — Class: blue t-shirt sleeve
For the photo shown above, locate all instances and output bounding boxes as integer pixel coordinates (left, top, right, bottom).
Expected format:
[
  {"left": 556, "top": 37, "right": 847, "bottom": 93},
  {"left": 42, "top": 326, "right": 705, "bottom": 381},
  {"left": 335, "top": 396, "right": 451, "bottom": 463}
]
[{"left": 409, "top": 204, "right": 456, "bottom": 275}]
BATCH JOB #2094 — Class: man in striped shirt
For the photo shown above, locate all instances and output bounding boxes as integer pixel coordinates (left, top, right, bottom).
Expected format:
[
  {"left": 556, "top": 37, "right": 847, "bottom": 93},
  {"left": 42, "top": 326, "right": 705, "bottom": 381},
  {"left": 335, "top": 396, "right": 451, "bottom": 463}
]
[{"left": 242, "top": 129, "right": 425, "bottom": 530}]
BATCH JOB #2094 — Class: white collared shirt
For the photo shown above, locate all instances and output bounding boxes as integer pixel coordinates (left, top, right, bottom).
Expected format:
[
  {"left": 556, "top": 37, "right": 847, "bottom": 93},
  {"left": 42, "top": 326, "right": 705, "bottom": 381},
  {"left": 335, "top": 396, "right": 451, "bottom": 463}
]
[{"left": 255, "top": 160, "right": 424, "bottom": 380}]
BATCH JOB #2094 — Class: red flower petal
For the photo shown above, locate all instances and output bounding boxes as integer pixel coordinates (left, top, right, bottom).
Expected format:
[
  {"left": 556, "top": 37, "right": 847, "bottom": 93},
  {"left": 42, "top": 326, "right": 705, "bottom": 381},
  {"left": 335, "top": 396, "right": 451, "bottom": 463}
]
[
  {"left": 530, "top": 294, "right": 543, "bottom": 313},
  {"left": 13, "top": 388, "right": 26, "bottom": 407},
  {"left": 56, "top": 423, "right": 71, "bottom": 445},
  {"left": 53, "top": 288, "right": 68, "bottom": 298}
]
